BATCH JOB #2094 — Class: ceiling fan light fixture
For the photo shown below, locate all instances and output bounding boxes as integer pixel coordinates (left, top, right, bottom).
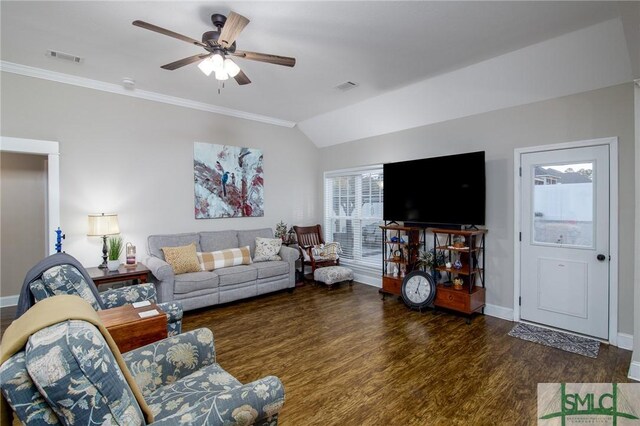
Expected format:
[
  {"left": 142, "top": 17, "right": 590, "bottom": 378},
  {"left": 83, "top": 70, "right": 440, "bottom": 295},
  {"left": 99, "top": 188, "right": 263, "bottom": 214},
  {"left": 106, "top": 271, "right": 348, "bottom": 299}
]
[
  {"left": 211, "top": 52, "right": 225, "bottom": 72},
  {"left": 224, "top": 58, "right": 241, "bottom": 78},
  {"left": 215, "top": 69, "right": 229, "bottom": 81},
  {"left": 197, "top": 57, "right": 215, "bottom": 76}
]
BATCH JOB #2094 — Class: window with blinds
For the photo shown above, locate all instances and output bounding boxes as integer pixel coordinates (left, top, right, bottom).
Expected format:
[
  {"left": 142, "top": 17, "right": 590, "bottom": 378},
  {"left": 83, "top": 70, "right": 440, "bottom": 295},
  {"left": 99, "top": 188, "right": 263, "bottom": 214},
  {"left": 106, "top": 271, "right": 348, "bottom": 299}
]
[{"left": 324, "top": 166, "right": 384, "bottom": 268}]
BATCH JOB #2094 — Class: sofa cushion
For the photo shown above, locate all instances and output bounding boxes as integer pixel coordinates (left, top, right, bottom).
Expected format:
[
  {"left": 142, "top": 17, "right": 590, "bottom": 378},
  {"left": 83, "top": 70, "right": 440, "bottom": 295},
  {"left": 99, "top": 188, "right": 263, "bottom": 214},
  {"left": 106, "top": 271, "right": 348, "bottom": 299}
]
[
  {"left": 238, "top": 228, "right": 273, "bottom": 257},
  {"left": 162, "top": 243, "right": 201, "bottom": 275},
  {"left": 148, "top": 233, "right": 200, "bottom": 260},
  {"left": 174, "top": 271, "right": 220, "bottom": 294},
  {"left": 197, "top": 246, "right": 252, "bottom": 271},
  {"left": 252, "top": 261, "right": 289, "bottom": 279},
  {"left": 254, "top": 237, "right": 283, "bottom": 262},
  {"left": 199, "top": 230, "right": 239, "bottom": 252},
  {"left": 146, "top": 363, "right": 241, "bottom": 421},
  {"left": 215, "top": 265, "right": 258, "bottom": 286}
]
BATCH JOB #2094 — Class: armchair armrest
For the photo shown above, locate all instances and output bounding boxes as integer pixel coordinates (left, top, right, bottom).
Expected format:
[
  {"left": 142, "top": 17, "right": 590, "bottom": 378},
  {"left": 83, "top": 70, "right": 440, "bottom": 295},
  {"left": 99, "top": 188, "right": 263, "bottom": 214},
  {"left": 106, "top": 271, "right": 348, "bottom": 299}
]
[
  {"left": 122, "top": 328, "right": 216, "bottom": 397},
  {"left": 142, "top": 255, "right": 175, "bottom": 303},
  {"left": 99, "top": 282, "right": 158, "bottom": 308},
  {"left": 153, "top": 376, "right": 285, "bottom": 426}
]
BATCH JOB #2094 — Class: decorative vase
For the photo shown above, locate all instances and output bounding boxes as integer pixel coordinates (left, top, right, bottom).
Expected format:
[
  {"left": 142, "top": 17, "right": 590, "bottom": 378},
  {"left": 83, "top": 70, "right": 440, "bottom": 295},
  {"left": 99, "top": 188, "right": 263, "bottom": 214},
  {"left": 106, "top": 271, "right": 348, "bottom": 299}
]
[{"left": 107, "top": 260, "right": 120, "bottom": 271}]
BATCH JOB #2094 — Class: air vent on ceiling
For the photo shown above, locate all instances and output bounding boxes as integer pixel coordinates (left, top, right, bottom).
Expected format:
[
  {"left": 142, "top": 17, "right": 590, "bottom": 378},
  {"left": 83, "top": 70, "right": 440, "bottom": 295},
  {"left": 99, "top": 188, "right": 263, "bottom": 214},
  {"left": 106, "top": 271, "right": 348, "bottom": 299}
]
[
  {"left": 46, "top": 50, "right": 83, "bottom": 64},
  {"left": 335, "top": 81, "right": 359, "bottom": 91}
]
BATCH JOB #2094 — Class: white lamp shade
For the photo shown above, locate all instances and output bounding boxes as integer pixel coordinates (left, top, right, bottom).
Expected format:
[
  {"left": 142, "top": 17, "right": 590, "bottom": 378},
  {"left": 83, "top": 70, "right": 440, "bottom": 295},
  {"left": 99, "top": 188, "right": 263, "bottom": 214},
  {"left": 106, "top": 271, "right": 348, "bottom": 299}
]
[
  {"left": 224, "top": 58, "right": 241, "bottom": 77},
  {"left": 211, "top": 53, "right": 224, "bottom": 72},
  {"left": 215, "top": 69, "right": 229, "bottom": 81},
  {"left": 87, "top": 213, "right": 120, "bottom": 236},
  {"left": 197, "top": 57, "right": 215, "bottom": 76}
]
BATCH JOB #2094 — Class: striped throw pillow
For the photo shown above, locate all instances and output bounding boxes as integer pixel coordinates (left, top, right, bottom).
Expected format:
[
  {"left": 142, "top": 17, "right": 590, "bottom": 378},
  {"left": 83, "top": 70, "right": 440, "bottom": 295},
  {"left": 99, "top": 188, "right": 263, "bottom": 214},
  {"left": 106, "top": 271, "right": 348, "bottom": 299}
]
[{"left": 197, "top": 246, "right": 252, "bottom": 271}]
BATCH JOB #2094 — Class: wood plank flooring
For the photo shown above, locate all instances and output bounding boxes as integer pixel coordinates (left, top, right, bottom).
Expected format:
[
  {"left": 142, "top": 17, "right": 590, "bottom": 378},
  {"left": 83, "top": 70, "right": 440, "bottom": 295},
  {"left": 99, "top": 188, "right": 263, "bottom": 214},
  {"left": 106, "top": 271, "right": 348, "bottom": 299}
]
[{"left": 183, "top": 283, "right": 633, "bottom": 425}]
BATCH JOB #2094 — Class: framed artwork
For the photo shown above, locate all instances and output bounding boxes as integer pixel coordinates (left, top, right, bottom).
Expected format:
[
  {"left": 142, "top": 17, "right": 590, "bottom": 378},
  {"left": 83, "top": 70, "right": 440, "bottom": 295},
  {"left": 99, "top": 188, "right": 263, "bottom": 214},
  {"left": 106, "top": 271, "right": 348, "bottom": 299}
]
[{"left": 194, "top": 142, "right": 264, "bottom": 219}]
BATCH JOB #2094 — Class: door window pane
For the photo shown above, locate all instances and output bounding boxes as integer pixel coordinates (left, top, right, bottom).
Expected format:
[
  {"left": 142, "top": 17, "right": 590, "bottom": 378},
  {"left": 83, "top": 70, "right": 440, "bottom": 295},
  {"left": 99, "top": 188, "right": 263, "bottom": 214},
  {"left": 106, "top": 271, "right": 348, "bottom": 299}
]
[{"left": 532, "top": 162, "right": 594, "bottom": 248}]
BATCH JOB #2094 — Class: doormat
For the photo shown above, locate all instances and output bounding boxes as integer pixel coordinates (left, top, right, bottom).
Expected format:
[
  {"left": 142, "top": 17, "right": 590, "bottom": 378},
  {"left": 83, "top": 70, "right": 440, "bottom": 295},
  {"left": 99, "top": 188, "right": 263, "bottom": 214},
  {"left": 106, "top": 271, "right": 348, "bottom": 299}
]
[{"left": 508, "top": 323, "right": 600, "bottom": 358}]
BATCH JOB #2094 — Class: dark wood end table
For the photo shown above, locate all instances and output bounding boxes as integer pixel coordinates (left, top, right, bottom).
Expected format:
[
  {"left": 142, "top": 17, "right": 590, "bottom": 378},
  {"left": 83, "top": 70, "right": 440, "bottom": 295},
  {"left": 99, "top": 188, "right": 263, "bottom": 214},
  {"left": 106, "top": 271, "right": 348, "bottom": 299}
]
[
  {"left": 87, "top": 264, "right": 150, "bottom": 288},
  {"left": 97, "top": 303, "right": 167, "bottom": 352}
]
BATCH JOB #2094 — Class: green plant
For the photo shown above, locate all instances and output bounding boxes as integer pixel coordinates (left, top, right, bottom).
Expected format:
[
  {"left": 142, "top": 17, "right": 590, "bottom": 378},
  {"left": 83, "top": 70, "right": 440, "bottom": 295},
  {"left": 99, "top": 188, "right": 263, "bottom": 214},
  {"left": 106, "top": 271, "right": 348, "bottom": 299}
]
[
  {"left": 275, "top": 221, "right": 288, "bottom": 239},
  {"left": 107, "top": 236, "right": 123, "bottom": 261},
  {"left": 416, "top": 248, "right": 445, "bottom": 269}
]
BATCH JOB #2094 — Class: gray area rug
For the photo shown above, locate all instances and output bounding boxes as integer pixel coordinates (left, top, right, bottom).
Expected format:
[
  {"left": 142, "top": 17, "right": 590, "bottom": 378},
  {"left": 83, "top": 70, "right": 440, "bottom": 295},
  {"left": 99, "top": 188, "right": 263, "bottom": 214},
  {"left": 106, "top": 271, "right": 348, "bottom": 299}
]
[{"left": 508, "top": 322, "right": 600, "bottom": 358}]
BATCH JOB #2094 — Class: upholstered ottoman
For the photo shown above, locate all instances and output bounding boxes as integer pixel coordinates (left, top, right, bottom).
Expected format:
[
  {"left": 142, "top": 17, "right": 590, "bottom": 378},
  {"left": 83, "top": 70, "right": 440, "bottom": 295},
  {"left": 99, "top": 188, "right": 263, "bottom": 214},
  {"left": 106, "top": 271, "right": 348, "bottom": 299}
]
[{"left": 313, "top": 265, "right": 354, "bottom": 289}]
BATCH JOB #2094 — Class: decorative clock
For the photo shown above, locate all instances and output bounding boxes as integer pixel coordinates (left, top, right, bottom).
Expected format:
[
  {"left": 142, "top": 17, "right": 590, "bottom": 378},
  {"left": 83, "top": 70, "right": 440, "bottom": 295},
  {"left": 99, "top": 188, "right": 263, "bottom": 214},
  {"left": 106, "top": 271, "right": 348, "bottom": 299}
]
[{"left": 401, "top": 270, "right": 436, "bottom": 310}]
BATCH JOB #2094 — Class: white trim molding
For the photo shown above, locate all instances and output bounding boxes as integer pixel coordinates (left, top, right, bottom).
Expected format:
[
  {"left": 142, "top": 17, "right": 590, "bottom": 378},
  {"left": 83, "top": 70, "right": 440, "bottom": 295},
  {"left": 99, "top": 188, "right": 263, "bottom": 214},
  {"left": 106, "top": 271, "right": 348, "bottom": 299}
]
[
  {"left": 0, "top": 295, "right": 19, "bottom": 308},
  {"left": 0, "top": 61, "right": 296, "bottom": 129},
  {"left": 629, "top": 361, "right": 640, "bottom": 382},
  {"left": 617, "top": 333, "right": 634, "bottom": 351},
  {"left": 0, "top": 136, "right": 60, "bottom": 255},
  {"left": 513, "top": 137, "right": 620, "bottom": 346},
  {"left": 485, "top": 304, "right": 514, "bottom": 321}
]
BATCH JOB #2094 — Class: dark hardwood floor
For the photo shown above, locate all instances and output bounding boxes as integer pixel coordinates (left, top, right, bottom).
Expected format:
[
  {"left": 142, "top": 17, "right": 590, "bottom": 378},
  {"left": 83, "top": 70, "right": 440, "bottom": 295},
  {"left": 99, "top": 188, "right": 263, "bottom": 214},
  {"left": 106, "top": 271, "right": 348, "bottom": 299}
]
[{"left": 182, "top": 283, "right": 633, "bottom": 425}]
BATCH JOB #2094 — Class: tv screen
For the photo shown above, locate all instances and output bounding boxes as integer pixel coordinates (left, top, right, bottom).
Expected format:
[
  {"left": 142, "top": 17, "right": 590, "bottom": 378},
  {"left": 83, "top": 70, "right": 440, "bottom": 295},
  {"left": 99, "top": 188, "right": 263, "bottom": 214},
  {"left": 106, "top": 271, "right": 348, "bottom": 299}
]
[{"left": 383, "top": 151, "right": 486, "bottom": 226}]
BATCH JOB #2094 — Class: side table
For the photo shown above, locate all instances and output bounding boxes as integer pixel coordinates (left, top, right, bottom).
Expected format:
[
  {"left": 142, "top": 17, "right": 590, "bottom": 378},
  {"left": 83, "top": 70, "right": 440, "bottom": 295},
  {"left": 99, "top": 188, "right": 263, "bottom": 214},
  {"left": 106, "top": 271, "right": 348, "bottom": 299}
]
[
  {"left": 97, "top": 303, "right": 167, "bottom": 352},
  {"left": 87, "top": 264, "right": 150, "bottom": 288}
]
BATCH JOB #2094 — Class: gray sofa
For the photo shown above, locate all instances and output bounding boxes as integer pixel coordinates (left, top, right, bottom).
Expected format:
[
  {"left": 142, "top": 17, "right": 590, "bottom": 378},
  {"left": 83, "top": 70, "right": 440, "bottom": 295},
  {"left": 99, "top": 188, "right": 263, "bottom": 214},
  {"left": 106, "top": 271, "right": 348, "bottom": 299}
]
[{"left": 142, "top": 228, "right": 298, "bottom": 311}]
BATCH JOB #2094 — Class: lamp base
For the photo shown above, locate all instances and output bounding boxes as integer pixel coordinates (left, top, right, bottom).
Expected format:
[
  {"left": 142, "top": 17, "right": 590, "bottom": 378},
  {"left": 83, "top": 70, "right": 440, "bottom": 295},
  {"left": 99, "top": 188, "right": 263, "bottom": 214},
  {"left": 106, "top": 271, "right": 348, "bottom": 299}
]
[{"left": 98, "top": 235, "right": 108, "bottom": 269}]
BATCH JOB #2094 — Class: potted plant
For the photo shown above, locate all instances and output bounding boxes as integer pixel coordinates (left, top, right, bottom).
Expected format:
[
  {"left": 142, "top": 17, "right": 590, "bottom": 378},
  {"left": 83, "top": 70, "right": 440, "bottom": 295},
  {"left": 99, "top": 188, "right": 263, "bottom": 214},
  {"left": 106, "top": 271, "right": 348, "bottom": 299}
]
[
  {"left": 416, "top": 248, "right": 445, "bottom": 281},
  {"left": 275, "top": 221, "right": 288, "bottom": 242},
  {"left": 107, "top": 236, "right": 123, "bottom": 271}
]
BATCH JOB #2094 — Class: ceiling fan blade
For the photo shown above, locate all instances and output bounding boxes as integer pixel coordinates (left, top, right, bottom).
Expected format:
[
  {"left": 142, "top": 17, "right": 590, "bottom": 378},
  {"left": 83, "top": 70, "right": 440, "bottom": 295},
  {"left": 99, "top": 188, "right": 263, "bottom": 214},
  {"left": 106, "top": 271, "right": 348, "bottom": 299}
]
[
  {"left": 234, "top": 70, "right": 251, "bottom": 85},
  {"left": 132, "top": 20, "right": 207, "bottom": 48},
  {"left": 232, "top": 50, "right": 296, "bottom": 67},
  {"left": 219, "top": 12, "right": 250, "bottom": 48},
  {"left": 161, "top": 54, "right": 211, "bottom": 70}
]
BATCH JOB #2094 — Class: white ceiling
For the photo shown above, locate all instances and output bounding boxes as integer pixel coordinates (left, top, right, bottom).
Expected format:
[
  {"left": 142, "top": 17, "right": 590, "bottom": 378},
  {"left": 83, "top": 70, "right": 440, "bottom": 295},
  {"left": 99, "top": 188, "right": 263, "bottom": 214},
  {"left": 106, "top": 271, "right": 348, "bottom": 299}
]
[{"left": 1, "top": 1, "right": 628, "bottom": 128}]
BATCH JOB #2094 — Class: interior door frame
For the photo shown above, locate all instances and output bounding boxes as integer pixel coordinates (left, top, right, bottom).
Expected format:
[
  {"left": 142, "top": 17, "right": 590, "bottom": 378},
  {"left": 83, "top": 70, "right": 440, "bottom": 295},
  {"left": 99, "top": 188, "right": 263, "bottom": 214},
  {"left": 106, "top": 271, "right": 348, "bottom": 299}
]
[
  {"left": 0, "top": 136, "right": 60, "bottom": 255},
  {"left": 513, "top": 137, "right": 619, "bottom": 345}
]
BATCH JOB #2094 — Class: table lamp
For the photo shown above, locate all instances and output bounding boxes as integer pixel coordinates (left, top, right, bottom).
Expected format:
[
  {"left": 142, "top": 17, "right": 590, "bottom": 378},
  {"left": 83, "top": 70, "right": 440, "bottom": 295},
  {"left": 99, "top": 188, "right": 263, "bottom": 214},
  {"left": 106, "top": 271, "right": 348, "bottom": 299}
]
[{"left": 87, "top": 213, "right": 120, "bottom": 268}]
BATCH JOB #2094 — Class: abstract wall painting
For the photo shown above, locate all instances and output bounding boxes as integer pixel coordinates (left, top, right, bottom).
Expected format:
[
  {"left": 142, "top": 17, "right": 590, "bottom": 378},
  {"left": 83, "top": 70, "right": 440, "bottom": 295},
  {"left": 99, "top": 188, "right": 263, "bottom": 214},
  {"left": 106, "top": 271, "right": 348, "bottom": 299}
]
[{"left": 194, "top": 142, "right": 264, "bottom": 219}]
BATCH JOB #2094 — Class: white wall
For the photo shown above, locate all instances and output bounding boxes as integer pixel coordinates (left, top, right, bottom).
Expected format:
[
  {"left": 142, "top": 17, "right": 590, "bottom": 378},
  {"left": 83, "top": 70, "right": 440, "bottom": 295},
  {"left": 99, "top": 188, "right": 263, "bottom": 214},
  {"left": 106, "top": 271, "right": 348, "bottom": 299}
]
[
  {"left": 319, "top": 83, "right": 635, "bottom": 334},
  {"left": 0, "top": 72, "right": 320, "bottom": 277}
]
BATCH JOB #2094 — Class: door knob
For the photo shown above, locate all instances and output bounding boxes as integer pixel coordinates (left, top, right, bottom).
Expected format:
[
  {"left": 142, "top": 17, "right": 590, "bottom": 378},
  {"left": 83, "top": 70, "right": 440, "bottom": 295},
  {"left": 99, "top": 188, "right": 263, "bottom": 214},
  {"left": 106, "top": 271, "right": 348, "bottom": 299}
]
[{"left": 597, "top": 254, "right": 606, "bottom": 261}]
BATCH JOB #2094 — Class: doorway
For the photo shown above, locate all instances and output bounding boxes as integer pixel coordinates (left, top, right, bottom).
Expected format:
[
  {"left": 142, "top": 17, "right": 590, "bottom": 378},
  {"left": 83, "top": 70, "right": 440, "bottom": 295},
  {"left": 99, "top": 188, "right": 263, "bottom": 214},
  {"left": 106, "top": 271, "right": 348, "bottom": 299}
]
[{"left": 514, "top": 137, "right": 618, "bottom": 344}]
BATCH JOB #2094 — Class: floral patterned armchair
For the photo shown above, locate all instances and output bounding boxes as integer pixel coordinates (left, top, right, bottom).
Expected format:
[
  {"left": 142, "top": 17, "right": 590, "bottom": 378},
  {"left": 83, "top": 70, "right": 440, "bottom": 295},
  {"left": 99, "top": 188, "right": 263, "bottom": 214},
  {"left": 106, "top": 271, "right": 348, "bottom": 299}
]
[
  {"left": 17, "top": 253, "right": 183, "bottom": 336},
  {"left": 1, "top": 320, "right": 285, "bottom": 425}
]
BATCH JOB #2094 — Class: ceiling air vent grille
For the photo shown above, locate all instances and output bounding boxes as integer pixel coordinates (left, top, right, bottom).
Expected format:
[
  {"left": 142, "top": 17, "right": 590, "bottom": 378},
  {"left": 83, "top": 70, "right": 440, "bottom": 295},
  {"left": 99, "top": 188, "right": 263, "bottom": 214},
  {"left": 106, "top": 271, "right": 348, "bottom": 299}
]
[
  {"left": 335, "top": 81, "right": 359, "bottom": 91},
  {"left": 46, "top": 50, "right": 83, "bottom": 64}
]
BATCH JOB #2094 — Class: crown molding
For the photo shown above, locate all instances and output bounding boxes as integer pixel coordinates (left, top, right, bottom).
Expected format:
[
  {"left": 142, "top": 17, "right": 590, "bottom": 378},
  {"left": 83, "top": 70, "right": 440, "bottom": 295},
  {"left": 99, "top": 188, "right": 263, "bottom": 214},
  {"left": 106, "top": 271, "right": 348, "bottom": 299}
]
[{"left": 0, "top": 61, "right": 296, "bottom": 128}]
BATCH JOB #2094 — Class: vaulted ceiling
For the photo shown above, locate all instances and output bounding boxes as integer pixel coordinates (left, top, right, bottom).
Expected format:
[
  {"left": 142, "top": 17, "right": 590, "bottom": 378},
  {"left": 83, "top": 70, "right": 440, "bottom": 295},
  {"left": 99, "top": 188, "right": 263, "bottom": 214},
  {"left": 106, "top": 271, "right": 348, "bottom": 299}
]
[{"left": 1, "top": 2, "right": 638, "bottom": 146}]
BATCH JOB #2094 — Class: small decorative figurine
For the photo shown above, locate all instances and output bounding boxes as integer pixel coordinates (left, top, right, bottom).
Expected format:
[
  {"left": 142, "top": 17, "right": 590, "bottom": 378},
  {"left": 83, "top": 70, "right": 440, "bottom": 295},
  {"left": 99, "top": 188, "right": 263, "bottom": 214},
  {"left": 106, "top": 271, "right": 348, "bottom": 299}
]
[
  {"left": 55, "top": 227, "right": 65, "bottom": 253},
  {"left": 453, "top": 259, "right": 463, "bottom": 270},
  {"left": 453, "top": 277, "right": 464, "bottom": 290},
  {"left": 445, "top": 261, "right": 452, "bottom": 269}
]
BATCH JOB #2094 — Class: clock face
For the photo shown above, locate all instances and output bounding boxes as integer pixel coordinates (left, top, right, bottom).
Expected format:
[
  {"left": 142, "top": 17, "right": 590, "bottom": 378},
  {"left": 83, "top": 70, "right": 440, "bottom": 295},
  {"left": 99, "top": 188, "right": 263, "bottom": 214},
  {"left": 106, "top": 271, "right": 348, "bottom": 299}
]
[{"left": 401, "top": 271, "right": 436, "bottom": 309}]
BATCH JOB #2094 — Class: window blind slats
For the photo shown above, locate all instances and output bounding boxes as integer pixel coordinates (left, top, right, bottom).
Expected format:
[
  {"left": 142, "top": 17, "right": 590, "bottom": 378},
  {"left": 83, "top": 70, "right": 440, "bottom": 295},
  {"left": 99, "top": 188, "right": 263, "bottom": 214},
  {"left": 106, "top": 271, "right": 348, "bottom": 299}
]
[{"left": 324, "top": 167, "right": 384, "bottom": 268}]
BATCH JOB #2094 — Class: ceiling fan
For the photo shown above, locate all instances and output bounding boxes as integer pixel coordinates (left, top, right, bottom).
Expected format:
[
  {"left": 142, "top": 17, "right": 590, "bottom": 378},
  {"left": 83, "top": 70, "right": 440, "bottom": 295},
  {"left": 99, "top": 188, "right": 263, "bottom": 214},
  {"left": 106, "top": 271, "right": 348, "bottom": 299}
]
[{"left": 132, "top": 12, "right": 296, "bottom": 87}]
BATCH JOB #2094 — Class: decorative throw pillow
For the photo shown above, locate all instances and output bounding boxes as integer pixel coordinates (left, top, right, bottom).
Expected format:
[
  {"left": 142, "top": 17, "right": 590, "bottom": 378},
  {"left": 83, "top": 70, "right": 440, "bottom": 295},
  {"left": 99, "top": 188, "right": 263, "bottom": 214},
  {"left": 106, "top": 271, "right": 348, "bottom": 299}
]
[
  {"left": 162, "top": 243, "right": 201, "bottom": 274},
  {"left": 254, "top": 237, "right": 282, "bottom": 262},
  {"left": 313, "top": 242, "right": 342, "bottom": 260},
  {"left": 197, "top": 246, "right": 252, "bottom": 271}
]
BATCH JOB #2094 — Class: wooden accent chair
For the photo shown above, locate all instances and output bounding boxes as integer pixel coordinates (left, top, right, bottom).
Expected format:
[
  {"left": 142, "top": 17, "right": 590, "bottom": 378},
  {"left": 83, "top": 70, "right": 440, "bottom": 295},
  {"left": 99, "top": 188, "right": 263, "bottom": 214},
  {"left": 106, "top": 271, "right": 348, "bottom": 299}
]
[{"left": 293, "top": 224, "right": 340, "bottom": 274}]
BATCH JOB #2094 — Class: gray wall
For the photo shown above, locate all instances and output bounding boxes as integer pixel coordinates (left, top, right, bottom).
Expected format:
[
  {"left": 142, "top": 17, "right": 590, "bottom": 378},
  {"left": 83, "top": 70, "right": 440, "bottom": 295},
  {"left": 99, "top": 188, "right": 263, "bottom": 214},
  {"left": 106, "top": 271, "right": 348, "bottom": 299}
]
[
  {"left": 0, "top": 152, "right": 47, "bottom": 297},
  {"left": 319, "top": 83, "right": 635, "bottom": 334},
  {"left": 0, "top": 72, "right": 320, "bottom": 272}
]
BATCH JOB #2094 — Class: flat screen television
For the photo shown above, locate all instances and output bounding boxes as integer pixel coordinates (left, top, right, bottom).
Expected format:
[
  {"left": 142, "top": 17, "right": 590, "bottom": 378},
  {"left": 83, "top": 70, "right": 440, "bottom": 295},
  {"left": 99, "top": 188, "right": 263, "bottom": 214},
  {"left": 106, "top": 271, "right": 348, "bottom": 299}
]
[{"left": 383, "top": 151, "right": 486, "bottom": 226}]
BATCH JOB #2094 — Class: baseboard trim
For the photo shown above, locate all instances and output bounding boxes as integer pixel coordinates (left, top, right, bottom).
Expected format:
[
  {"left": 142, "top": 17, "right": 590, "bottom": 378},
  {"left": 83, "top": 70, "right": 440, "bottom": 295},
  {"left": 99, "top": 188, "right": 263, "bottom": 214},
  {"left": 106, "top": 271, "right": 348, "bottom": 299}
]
[
  {"left": 617, "top": 333, "right": 634, "bottom": 351},
  {"left": 629, "top": 361, "right": 640, "bottom": 382},
  {"left": 484, "top": 304, "right": 514, "bottom": 321},
  {"left": 0, "top": 295, "right": 19, "bottom": 308}
]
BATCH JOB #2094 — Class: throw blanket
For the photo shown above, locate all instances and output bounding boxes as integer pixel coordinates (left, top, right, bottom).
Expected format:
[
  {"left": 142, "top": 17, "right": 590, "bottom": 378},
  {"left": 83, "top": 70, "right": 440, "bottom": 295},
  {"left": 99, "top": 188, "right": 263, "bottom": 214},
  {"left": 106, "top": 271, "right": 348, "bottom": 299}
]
[
  {"left": 16, "top": 252, "right": 106, "bottom": 318},
  {"left": 0, "top": 295, "right": 154, "bottom": 425}
]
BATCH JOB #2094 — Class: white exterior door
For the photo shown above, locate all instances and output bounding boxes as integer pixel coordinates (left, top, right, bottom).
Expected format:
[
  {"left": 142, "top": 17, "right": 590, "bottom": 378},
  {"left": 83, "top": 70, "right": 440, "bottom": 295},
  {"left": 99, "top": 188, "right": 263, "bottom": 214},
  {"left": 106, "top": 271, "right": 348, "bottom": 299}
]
[{"left": 520, "top": 145, "right": 610, "bottom": 339}]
